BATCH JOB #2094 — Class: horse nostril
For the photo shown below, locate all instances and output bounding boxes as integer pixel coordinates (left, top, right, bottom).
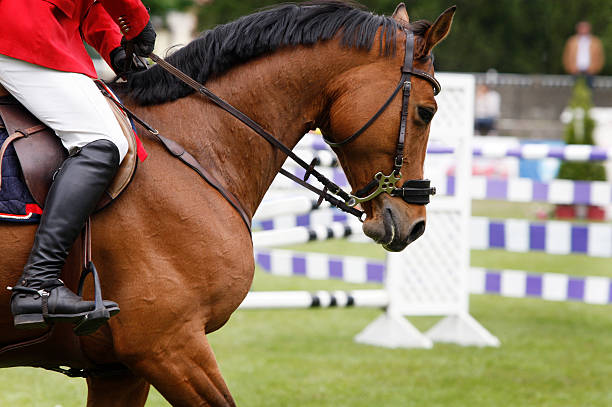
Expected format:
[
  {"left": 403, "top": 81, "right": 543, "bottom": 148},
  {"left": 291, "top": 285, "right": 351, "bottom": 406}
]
[{"left": 408, "top": 220, "right": 426, "bottom": 243}]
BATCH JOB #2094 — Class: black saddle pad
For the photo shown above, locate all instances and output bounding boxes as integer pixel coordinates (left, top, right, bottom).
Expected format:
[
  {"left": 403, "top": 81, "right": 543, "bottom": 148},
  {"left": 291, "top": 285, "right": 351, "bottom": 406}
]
[{"left": 0, "top": 124, "right": 41, "bottom": 223}]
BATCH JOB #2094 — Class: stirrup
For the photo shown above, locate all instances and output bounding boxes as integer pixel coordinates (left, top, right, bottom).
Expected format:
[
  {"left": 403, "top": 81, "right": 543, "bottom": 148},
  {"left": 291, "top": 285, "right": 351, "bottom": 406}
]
[{"left": 73, "top": 261, "right": 112, "bottom": 336}]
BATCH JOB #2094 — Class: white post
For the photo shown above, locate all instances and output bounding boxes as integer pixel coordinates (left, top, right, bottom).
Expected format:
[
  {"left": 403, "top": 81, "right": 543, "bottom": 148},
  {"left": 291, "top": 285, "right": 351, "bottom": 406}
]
[{"left": 355, "top": 74, "right": 499, "bottom": 348}]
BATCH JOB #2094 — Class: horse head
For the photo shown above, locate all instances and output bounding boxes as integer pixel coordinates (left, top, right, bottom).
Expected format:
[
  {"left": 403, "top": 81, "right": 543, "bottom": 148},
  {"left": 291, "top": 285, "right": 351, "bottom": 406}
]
[
  {"left": 122, "top": 2, "right": 455, "bottom": 253},
  {"left": 319, "top": 4, "right": 455, "bottom": 251}
]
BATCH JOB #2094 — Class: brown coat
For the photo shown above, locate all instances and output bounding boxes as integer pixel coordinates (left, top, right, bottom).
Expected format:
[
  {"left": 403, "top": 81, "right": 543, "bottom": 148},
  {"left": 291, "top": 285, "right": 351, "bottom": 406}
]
[{"left": 563, "top": 34, "right": 605, "bottom": 75}]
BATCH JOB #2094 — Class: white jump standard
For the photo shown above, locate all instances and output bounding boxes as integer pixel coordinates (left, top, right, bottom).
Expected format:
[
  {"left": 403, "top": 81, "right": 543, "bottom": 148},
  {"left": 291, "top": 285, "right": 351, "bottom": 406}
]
[{"left": 249, "top": 73, "right": 500, "bottom": 349}]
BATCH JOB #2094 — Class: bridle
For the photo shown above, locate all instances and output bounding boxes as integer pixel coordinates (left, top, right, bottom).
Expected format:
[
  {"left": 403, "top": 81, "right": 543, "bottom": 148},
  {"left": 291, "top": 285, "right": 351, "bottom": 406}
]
[
  {"left": 121, "top": 29, "right": 440, "bottom": 230},
  {"left": 322, "top": 30, "right": 438, "bottom": 208}
]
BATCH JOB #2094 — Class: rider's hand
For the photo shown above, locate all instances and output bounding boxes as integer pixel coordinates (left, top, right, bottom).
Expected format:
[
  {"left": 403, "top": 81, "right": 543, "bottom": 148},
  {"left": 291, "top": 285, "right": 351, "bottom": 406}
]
[
  {"left": 110, "top": 46, "right": 147, "bottom": 77},
  {"left": 121, "top": 20, "right": 156, "bottom": 57}
]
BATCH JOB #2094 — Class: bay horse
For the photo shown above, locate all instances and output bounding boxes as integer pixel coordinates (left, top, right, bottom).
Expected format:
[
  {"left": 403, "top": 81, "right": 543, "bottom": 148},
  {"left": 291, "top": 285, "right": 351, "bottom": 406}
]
[{"left": 0, "top": 2, "right": 455, "bottom": 406}]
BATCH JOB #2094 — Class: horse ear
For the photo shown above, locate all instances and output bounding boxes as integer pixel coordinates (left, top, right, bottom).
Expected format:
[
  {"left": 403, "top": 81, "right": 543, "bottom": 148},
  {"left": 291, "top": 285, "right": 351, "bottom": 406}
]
[
  {"left": 392, "top": 3, "right": 410, "bottom": 25},
  {"left": 423, "top": 6, "right": 456, "bottom": 54}
]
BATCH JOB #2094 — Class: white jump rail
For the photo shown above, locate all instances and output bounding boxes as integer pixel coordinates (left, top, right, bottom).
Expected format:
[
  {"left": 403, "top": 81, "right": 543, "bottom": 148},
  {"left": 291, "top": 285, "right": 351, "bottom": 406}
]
[
  {"left": 253, "top": 221, "right": 363, "bottom": 248},
  {"left": 292, "top": 131, "right": 612, "bottom": 163},
  {"left": 240, "top": 290, "right": 389, "bottom": 309},
  {"left": 250, "top": 248, "right": 612, "bottom": 305}
]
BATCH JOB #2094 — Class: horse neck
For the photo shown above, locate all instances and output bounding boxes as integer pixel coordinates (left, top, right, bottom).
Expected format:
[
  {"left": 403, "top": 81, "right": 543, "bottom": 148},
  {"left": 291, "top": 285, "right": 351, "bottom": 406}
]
[{"left": 173, "top": 41, "right": 368, "bottom": 218}]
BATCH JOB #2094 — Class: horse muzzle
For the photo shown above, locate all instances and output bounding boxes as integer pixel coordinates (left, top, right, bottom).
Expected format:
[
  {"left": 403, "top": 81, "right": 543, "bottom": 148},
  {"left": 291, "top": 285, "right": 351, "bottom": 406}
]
[{"left": 362, "top": 194, "right": 426, "bottom": 252}]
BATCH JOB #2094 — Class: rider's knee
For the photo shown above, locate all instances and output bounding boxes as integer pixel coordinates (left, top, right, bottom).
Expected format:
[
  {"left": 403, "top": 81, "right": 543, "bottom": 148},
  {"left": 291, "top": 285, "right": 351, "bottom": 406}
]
[{"left": 106, "top": 130, "right": 129, "bottom": 164}]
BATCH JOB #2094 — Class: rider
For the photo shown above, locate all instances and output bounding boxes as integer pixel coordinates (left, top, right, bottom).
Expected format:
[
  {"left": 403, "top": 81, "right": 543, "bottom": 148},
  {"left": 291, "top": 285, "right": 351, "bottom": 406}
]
[{"left": 0, "top": 0, "right": 155, "bottom": 332}]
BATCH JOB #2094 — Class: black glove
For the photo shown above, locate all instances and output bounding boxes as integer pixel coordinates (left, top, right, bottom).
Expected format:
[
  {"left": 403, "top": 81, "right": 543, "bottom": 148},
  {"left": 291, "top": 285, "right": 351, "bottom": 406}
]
[
  {"left": 110, "top": 46, "right": 148, "bottom": 77},
  {"left": 121, "top": 20, "right": 156, "bottom": 57}
]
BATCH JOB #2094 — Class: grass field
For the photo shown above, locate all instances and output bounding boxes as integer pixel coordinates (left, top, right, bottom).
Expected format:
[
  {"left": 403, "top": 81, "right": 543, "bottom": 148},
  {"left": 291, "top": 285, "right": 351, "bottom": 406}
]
[{"left": 1, "top": 200, "right": 611, "bottom": 406}]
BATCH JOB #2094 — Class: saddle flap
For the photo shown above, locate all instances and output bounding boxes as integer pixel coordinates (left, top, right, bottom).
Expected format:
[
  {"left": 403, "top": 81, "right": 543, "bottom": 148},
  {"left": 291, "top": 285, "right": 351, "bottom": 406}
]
[
  {"left": 0, "top": 88, "right": 138, "bottom": 211},
  {"left": 104, "top": 97, "right": 137, "bottom": 200},
  {"left": 0, "top": 100, "right": 66, "bottom": 207}
]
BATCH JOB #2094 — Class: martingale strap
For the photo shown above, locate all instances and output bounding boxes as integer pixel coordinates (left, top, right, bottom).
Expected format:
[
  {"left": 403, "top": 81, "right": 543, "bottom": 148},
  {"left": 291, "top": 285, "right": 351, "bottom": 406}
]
[{"left": 102, "top": 92, "right": 254, "bottom": 233}]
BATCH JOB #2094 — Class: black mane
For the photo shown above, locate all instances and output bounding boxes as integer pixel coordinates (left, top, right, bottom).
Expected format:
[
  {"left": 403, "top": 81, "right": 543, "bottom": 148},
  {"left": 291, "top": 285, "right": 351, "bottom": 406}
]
[{"left": 125, "top": 1, "right": 428, "bottom": 105}]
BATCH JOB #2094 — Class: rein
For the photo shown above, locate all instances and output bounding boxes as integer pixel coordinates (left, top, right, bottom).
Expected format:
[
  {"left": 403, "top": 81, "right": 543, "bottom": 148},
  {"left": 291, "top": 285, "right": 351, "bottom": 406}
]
[
  {"left": 147, "top": 53, "right": 365, "bottom": 220},
  {"left": 120, "top": 29, "right": 439, "bottom": 230}
]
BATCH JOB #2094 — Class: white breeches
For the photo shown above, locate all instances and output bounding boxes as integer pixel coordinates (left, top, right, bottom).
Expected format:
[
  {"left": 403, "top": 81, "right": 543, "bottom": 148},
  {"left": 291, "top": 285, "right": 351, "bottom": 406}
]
[{"left": 0, "top": 54, "right": 128, "bottom": 162}]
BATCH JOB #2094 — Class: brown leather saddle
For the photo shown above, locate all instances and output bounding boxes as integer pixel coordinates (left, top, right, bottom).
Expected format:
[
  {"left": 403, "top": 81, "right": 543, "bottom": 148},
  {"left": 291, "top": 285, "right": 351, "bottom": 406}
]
[
  {"left": 0, "top": 83, "right": 142, "bottom": 376},
  {"left": 0, "top": 84, "right": 138, "bottom": 212}
]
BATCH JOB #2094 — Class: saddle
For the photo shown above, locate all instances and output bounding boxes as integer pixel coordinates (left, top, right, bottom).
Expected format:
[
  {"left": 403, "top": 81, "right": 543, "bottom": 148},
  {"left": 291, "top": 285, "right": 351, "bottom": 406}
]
[
  {"left": 0, "top": 83, "right": 141, "bottom": 377},
  {"left": 0, "top": 82, "right": 139, "bottom": 214}
]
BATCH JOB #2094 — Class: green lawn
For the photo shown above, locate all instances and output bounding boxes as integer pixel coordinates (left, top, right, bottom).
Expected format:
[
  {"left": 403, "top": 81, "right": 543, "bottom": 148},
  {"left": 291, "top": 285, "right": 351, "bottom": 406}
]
[
  {"left": 213, "top": 294, "right": 612, "bottom": 407},
  {"left": 471, "top": 200, "right": 553, "bottom": 220},
  {"left": 1, "top": 200, "right": 611, "bottom": 406},
  {"left": 472, "top": 249, "right": 612, "bottom": 278},
  {"left": 2, "top": 288, "right": 612, "bottom": 407}
]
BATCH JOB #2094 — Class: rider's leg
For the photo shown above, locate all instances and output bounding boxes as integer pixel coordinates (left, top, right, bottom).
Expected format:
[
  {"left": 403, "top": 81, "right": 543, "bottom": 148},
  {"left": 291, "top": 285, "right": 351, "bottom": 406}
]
[
  {"left": 0, "top": 55, "right": 128, "bottom": 332},
  {"left": 0, "top": 55, "right": 128, "bottom": 159}
]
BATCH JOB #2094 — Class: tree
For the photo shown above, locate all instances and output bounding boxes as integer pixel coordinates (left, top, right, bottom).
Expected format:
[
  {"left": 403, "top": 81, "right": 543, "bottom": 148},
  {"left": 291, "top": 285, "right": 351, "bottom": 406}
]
[
  {"left": 557, "top": 79, "right": 606, "bottom": 182},
  {"left": 145, "top": 0, "right": 195, "bottom": 17},
  {"left": 191, "top": 0, "right": 612, "bottom": 75}
]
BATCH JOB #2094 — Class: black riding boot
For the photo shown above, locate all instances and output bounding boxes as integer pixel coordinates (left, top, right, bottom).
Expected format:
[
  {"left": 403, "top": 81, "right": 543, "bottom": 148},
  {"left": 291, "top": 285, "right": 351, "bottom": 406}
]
[{"left": 9, "top": 139, "right": 121, "bottom": 333}]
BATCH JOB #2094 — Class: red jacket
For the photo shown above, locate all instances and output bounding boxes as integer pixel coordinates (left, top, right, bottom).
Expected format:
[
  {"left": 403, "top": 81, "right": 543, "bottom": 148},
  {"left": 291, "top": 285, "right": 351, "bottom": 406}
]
[{"left": 0, "top": 0, "right": 150, "bottom": 78}]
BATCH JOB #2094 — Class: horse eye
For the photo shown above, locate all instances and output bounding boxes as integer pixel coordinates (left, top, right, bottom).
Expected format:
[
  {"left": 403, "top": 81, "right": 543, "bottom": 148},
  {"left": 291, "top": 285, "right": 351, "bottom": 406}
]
[{"left": 417, "top": 106, "right": 435, "bottom": 123}]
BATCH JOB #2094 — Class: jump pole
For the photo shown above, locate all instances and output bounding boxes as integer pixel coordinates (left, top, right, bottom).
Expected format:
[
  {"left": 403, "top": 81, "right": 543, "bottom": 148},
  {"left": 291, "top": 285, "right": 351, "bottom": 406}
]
[{"left": 239, "top": 289, "right": 388, "bottom": 310}]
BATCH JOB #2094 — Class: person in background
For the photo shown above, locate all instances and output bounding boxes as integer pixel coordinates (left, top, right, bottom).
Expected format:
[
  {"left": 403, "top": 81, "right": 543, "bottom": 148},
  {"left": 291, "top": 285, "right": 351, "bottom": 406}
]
[
  {"left": 474, "top": 84, "right": 501, "bottom": 136},
  {"left": 563, "top": 21, "right": 605, "bottom": 89}
]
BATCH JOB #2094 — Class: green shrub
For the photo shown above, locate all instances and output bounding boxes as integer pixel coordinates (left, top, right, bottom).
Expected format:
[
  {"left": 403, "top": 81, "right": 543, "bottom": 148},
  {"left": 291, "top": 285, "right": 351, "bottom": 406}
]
[
  {"left": 557, "top": 78, "right": 606, "bottom": 182},
  {"left": 557, "top": 161, "right": 606, "bottom": 180}
]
